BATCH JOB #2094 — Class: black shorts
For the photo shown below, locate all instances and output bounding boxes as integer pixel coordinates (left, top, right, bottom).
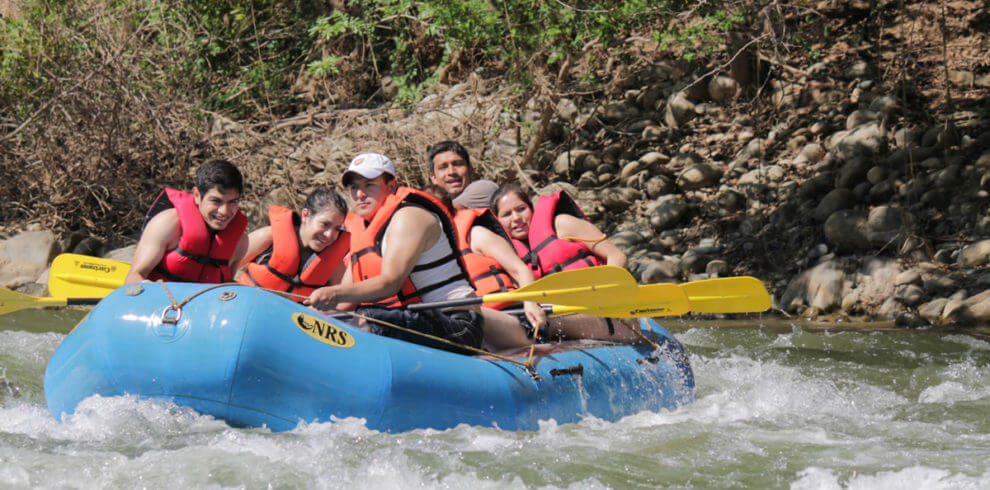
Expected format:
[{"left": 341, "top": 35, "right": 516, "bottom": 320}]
[{"left": 356, "top": 307, "right": 484, "bottom": 355}]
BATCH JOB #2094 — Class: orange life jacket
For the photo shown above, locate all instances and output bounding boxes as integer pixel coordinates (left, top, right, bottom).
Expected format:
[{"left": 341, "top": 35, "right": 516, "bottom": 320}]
[
  {"left": 347, "top": 187, "right": 470, "bottom": 308},
  {"left": 237, "top": 205, "right": 350, "bottom": 300},
  {"left": 453, "top": 208, "right": 516, "bottom": 309},
  {"left": 146, "top": 188, "right": 247, "bottom": 283}
]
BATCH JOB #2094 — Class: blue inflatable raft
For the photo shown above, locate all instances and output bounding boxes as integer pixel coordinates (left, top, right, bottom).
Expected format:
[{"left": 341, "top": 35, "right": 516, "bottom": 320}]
[{"left": 44, "top": 283, "right": 694, "bottom": 432}]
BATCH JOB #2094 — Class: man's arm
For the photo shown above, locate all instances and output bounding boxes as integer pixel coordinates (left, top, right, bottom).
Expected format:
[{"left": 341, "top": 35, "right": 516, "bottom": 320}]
[
  {"left": 305, "top": 206, "right": 439, "bottom": 309},
  {"left": 124, "top": 209, "right": 181, "bottom": 284},
  {"left": 228, "top": 232, "right": 251, "bottom": 273},
  {"left": 470, "top": 225, "right": 547, "bottom": 328},
  {"left": 237, "top": 226, "right": 272, "bottom": 270}
]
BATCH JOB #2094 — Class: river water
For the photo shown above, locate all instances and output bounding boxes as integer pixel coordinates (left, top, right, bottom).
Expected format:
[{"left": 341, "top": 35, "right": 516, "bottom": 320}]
[{"left": 1, "top": 310, "right": 988, "bottom": 489}]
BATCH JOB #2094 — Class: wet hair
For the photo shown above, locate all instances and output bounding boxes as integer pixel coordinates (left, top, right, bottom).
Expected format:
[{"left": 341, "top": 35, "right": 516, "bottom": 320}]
[
  {"left": 302, "top": 186, "right": 348, "bottom": 215},
  {"left": 490, "top": 183, "right": 532, "bottom": 215},
  {"left": 422, "top": 184, "right": 454, "bottom": 214},
  {"left": 196, "top": 159, "right": 243, "bottom": 195},
  {"left": 427, "top": 140, "right": 471, "bottom": 175}
]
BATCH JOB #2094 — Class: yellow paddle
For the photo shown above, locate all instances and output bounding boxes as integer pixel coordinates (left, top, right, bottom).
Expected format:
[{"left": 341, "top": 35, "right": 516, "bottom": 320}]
[
  {"left": 407, "top": 265, "right": 638, "bottom": 311},
  {"left": 48, "top": 253, "right": 130, "bottom": 299},
  {"left": 506, "top": 277, "right": 771, "bottom": 317},
  {"left": 0, "top": 287, "right": 101, "bottom": 316},
  {"left": 546, "top": 283, "right": 690, "bottom": 317},
  {"left": 10, "top": 265, "right": 639, "bottom": 316},
  {"left": 679, "top": 276, "right": 771, "bottom": 313}
]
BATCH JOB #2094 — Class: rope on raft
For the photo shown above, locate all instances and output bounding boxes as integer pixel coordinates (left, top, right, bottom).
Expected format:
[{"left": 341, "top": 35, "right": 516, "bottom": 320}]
[
  {"left": 157, "top": 281, "right": 543, "bottom": 374},
  {"left": 157, "top": 282, "right": 664, "bottom": 376}
]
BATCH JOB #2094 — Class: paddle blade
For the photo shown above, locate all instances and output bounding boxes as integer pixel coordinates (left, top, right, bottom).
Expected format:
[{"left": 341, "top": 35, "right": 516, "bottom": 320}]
[
  {"left": 680, "top": 277, "right": 771, "bottom": 313},
  {"left": 49, "top": 253, "right": 129, "bottom": 299},
  {"left": 483, "top": 265, "right": 638, "bottom": 307},
  {"left": 0, "top": 288, "right": 70, "bottom": 315},
  {"left": 549, "top": 283, "right": 690, "bottom": 318}
]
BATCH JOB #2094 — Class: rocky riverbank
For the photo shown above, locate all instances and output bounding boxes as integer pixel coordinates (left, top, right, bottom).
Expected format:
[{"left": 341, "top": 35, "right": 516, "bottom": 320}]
[
  {"left": 3, "top": 55, "right": 987, "bottom": 327},
  {"left": 1, "top": 2, "right": 987, "bottom": 328}
]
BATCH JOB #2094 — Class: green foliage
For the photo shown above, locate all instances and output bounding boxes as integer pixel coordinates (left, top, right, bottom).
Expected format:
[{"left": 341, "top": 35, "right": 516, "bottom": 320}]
[
  {"left": 1, "top": 0, "right": 755, "bottom": 117},
  {"left": 0, "top": 2, "right": 92, "bottom": 118},
  {"left": 654, "top": 5, "right": 745, "bottom": 63},
  {"left": 0, "top": 0, "right": 327, "bottom": 119},
  {"left": 307, "top": 0, "right": 689, "bottom": 105}
]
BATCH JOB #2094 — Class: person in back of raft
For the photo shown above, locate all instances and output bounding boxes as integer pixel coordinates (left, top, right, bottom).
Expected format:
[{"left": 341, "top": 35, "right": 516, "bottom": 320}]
[
  {"left": 427, "top": 140, "right": 499, "bottom": 211},
  {"left": 236, "top": 187, "right": 350, "bottom": 300},
  {"left": 303, "top": 153, "right": 487, "bottom": 354},
  {"left": 125, "top": 160, "right": 249, "bottom": 284},
  {"left": 491, "top": 183, "right": 641, "bottom": 342},
  {"left": 422, "top": 184, "right": 547, "bottom": 349}
]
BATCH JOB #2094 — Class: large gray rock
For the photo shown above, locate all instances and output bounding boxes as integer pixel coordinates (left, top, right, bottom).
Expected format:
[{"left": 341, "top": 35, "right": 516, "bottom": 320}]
[
  {"left": 781, "top": 260, "right": 846, "bottom": 313},
  {"left": 835, "top": 157, "right": 872, "bottom": 189},
  {"left": 918, "top": 298, "right": 949, "bottom": 323},
  {"left": 602, "top": 102, "right": 640, "bottom": 122},
  {"left": 663, "top": 91, "right": 696, "bottom": 128},
  {"left": 823, "top": 209, "right": 870, "bottom": 252},
  {"left": 884, "top": 146, "right": 936, "bottom": 167},
  {"left": 599, "top": 187, "right": 642, "bottom": 211},
  {"left": 957, "top": 239, "right": 990, "bottom": 267},
  {"left": 648, "top": 195, "right": 688, "bottom": 231},
  {"left": 556, "top": 98, "right": 579, "bottom": 122},
  {"left": 814, "top": 189, "right": 858, "bottom": 222},
  {"left": 793, "top": 143, "right": 825, "bottom": 166},
  {"left": 0, "top": 230, "right": 58, "bottom": 265},
  {"left": 708, "top": 75, "right": 739, "bottom": 103},
  {"left": 552, "top": 149, "right": 596, "bottom": 175},
  {"left": 957, "top": 290, "right": 990, "bottom": 324},
  {"left": 865, "top": 206, "right": 913, "bottom": 248},
  {"left": 738, "top": 165, "right": 786, "bottom": 186},
  {"left": 638, "top": 151, "right": 671, "bottom": 168},
  {"left": 829, "top": 122, "right": 885, "bottom": 160},
  {"left": 0, "top": 230, "right": 60, "bottom": 290},
  {"left": 677, "top": 162, "right": 723, "bottom": 190},
  {"left": 643, "top": 175, "right": 676, "bottom": 199},
  {"left": 103, "top": 245, "right": 136, "bottom": 263},
  {"left": 846, "top": 109, "right": 878, "bottom": 130},
  {"left": 639, "top": 258, "right": 682, "bottom": 284}
]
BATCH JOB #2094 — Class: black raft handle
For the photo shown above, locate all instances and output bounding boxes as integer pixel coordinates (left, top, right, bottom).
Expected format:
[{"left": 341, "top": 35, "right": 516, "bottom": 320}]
[{"left": 549, "top": 364, "right": 584, "bottom": 378}]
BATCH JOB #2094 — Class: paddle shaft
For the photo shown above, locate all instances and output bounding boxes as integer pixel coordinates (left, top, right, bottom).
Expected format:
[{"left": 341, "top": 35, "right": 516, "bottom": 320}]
[{"left": 64, "top": 298, "right": 102, "bottom": 307}]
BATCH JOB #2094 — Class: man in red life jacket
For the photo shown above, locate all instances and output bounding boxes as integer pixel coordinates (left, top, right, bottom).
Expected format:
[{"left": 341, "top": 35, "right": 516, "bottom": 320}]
[
  {"left": 125, "top": 160, "right": 249, "bottom": 284},
  {"left": 427, "top": 140, "right": 498, "bottom": 211},
  {"left": 304, "top": 153, "right": 484, "bottom": 354}
]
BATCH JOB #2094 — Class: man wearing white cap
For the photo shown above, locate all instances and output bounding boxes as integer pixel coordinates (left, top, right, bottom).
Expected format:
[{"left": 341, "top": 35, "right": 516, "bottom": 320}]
[{"left": 304, "top": 153, "right": 486, "bottom": 354}]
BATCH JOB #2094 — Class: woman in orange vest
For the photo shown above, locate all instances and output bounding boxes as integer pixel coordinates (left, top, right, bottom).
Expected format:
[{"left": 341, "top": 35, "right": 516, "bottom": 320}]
[
  {"left": 491, "top": 183, "right": 641, "bottom": 343},
  {"left": 237, "top": 187, "right": 350, "bottom": 299},
  {"left": 423, "top": 185, "right": 547, "bottom": 347}
]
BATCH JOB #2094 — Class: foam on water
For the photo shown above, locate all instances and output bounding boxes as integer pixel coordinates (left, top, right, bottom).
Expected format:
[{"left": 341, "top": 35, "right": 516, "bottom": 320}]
[
  {"left": 792, "top": 466, "right": 990, "bottom": 490},
  {"left": 2, "top": 323, "right": 990, "bottom": 488}
]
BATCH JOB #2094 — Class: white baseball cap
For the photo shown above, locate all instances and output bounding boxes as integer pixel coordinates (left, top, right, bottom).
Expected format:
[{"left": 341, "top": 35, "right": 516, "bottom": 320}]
[{"left": 341, "top": 153, "right": 396, "bottom": 186}]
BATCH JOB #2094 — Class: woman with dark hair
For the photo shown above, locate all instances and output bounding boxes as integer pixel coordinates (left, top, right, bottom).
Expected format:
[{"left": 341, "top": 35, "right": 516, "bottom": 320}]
[
  {"left": 422, "top": 184, "right": 546, "bottom": 350},
  {"left": 237, "top": 187, "right": 350, "bottom": 300},
  {"left": 491, "top": 183, "right": 639, "bottom": 342},
  {"left": 491, "top": 183, "right": 627, "bottom": 276}
]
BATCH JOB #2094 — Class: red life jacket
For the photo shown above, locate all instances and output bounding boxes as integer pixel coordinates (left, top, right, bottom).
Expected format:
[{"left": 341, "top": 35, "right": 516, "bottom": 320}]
[
  {"left": 453, "top": 208, "right": 516, "bottom": 310},
  {"left": 511, "top": 191, "right": 602, "bottom": 279},
  {"left": 348, "top": 187, "right": 470, "bottom": 308},
  {"left": 237, "top": 205, "right": 350, "bottom": 300},
  {"left": 146, "top": 188, "right": 247, "bottom": 283}
]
